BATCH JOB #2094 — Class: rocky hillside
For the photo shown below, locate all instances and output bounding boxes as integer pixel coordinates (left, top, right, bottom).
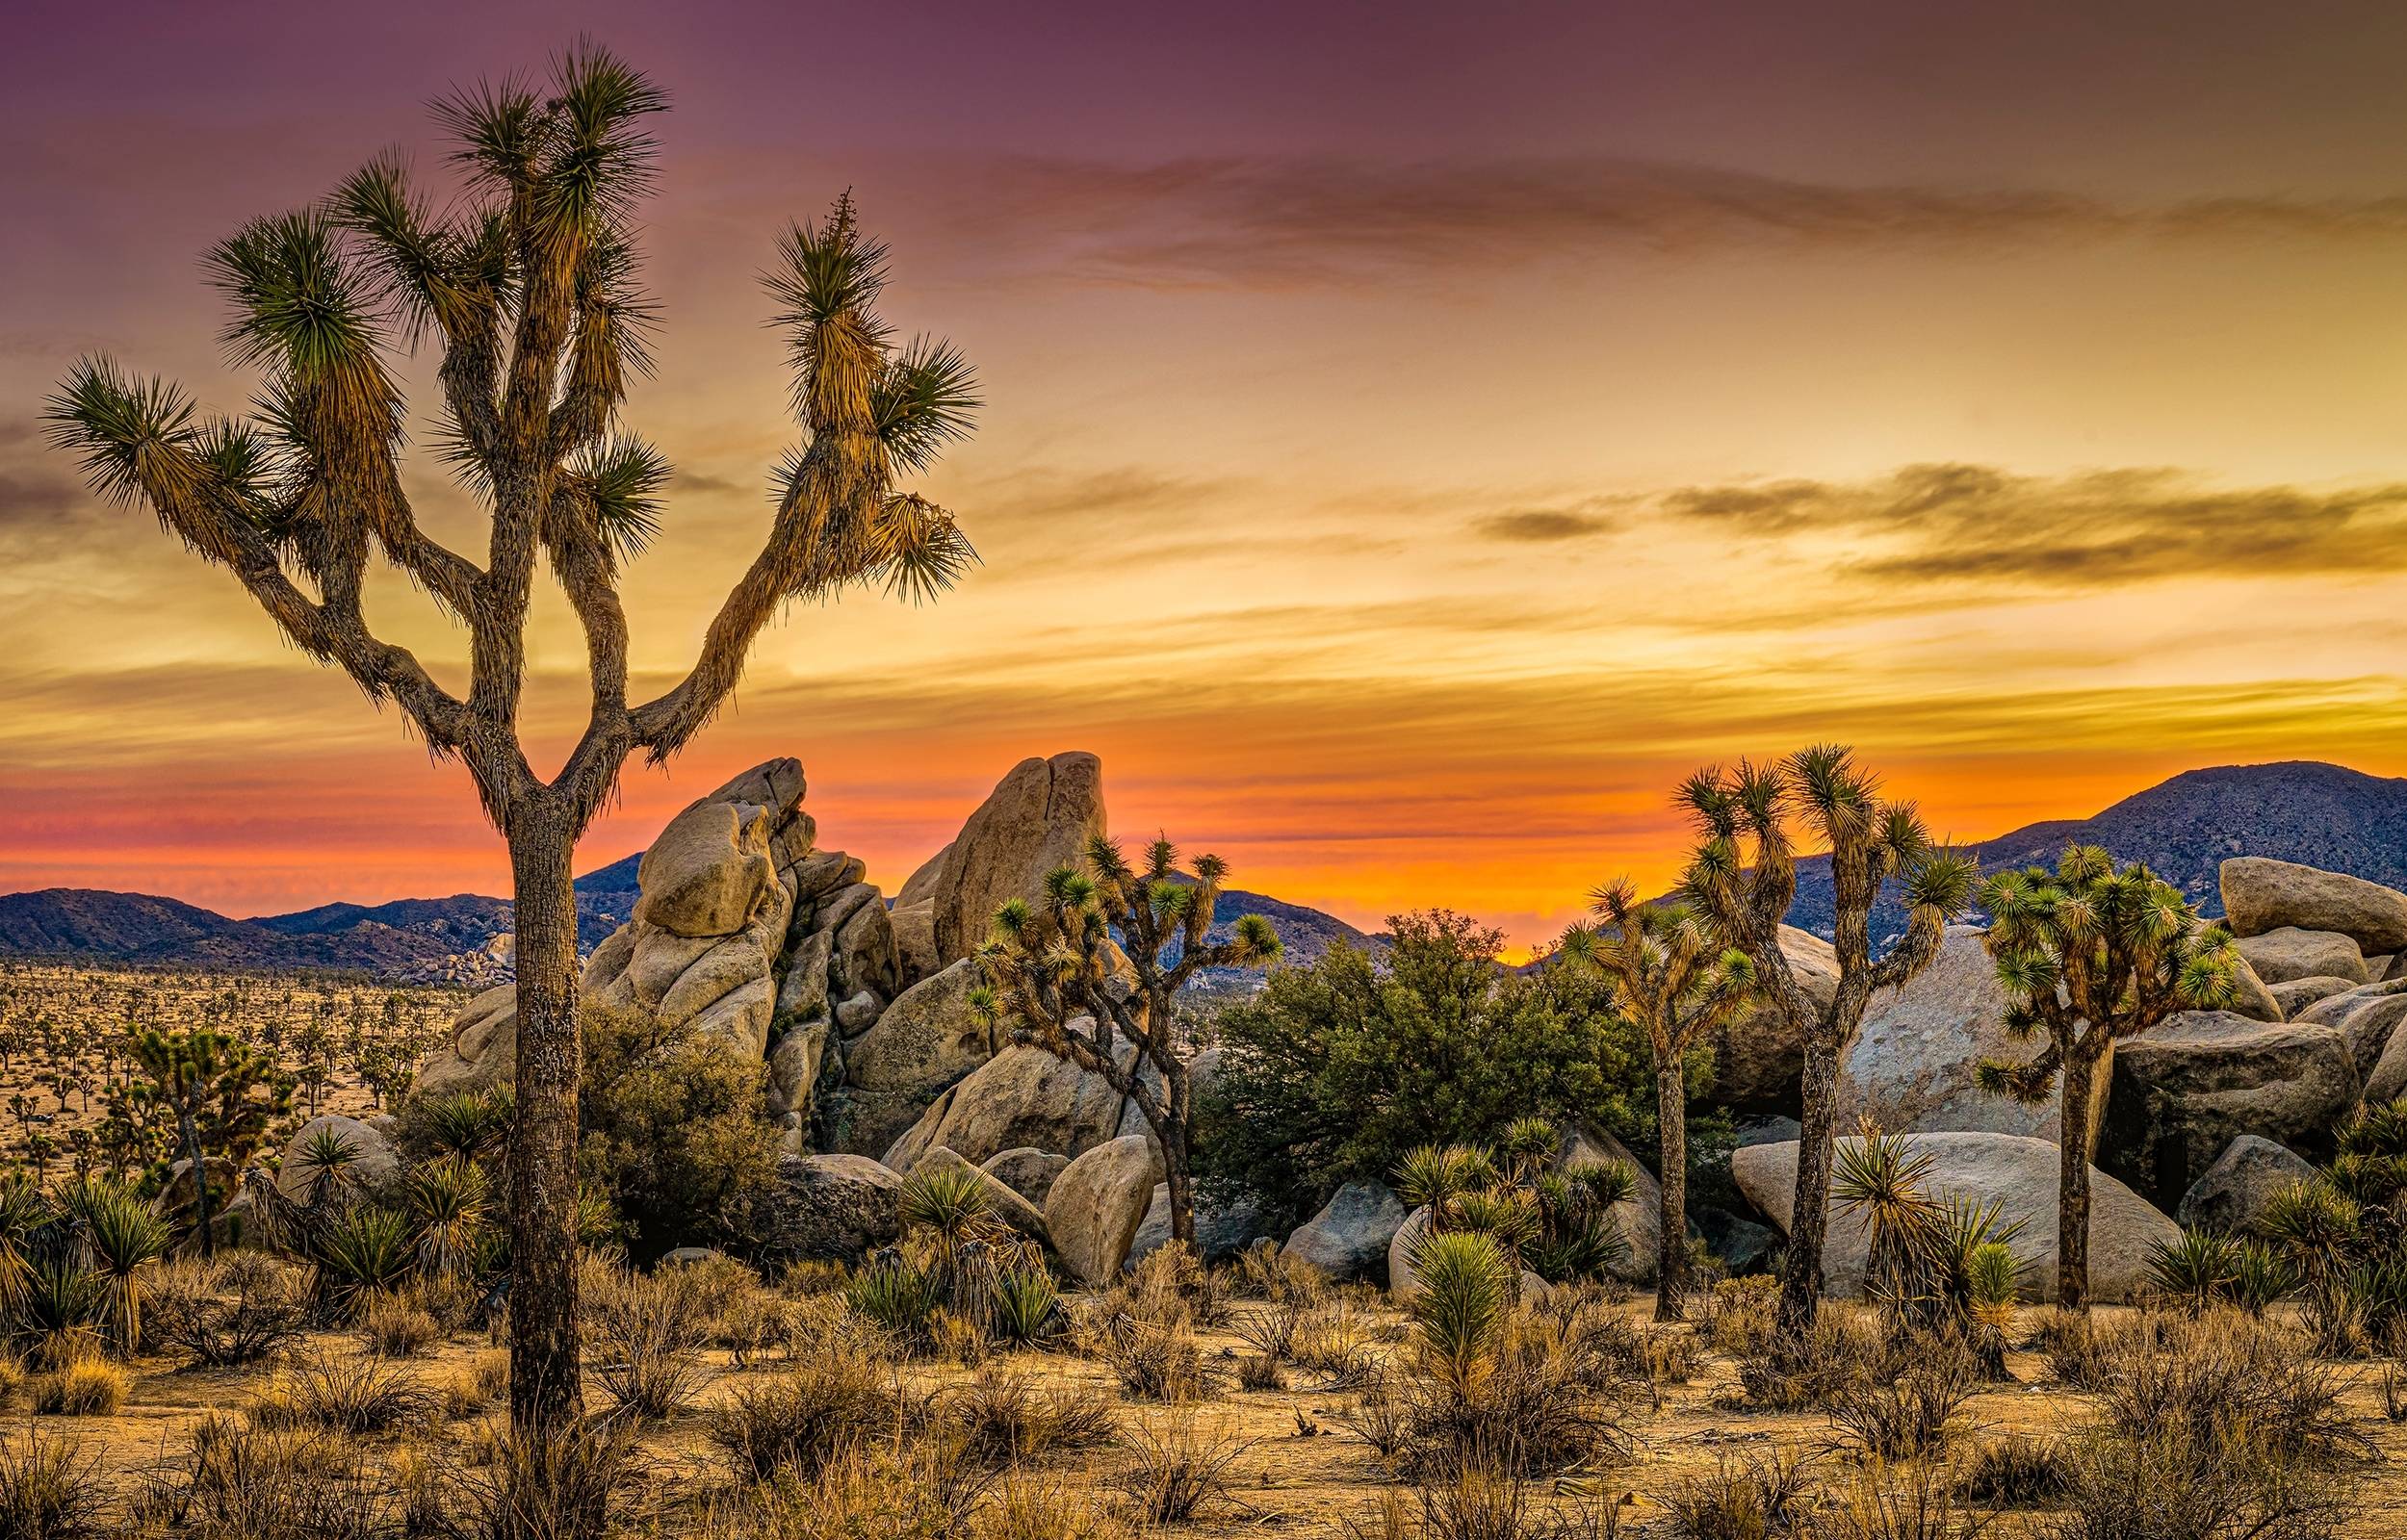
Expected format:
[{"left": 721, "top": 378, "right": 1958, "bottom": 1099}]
[{"left": 1782, "top": 760, "right": 2407, "bottom": 943}]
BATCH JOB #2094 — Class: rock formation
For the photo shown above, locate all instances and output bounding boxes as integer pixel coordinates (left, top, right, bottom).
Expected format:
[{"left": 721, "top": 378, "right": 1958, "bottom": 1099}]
[{"left": 1731, "top": 1131, "right": 2176, "bottom": 1303}]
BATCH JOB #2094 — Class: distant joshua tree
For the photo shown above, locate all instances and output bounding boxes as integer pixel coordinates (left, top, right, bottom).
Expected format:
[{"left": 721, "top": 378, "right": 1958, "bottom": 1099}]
[
  {"left": 973, "top": 837, "right": 1280, "bottom": 1249},
  {"left": 1978, "top": 845, "right": 2239, "bottom": 1312},
  {"left": 1677, "top": 745, "right": 1974, "bottom": 1351},
  {"left": 1562, "top": 880, "right": 1754, "bottom": 1321},
  {"left": 130, "top": 1027, "right": 294, "bottom": 1258},
  {"left": 44, "top": 44, "right": 976, "bottom": 1430}
]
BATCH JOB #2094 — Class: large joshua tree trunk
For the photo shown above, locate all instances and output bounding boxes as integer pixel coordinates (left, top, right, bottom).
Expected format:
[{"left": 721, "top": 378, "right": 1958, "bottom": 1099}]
[
  {"left": 2057, "top": 1045, "right": 2097, "bottom": 1315},
  {"left": 1778, "top": 1038, "right": 1842, "bottom": 1348},
  {"left": 1654, "top": 1059, "right": 1689, "bottom": 1322},
  {"left": 506, "top": 810, "right": 585, "bottom": 1427}
]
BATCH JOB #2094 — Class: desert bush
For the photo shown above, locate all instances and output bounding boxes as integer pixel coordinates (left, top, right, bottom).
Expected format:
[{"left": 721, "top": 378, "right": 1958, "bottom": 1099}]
[
  {"left": 1235, "top": 1352, "right": 1287, "bottom": 1391},
  {"left": 1659, "top": 1448, "right": 1814, "bottom": 1540},
  {"left": 2146, "top": 1229, "right": 2293, "bottom": 1317},
  {"left": 1117, "top": 1415, "right": 1250, "bottom": 1524},
  {"left": 1232, "top": 1238, "right": 1327, "bottom": 1305},
  {"left": 709, "top": 1334, "right": 909, "bottom": 1483},
  {"left": 249, "top": 1348, "right": 430, "bottom": 1435},
  {"left": 1289, "top": 1299, "right": 1383, "bottom": 1388},
  {"left": 587, "top": 1266, "right": 710, "bottom": 1423},
  {"left": 1956, "top": 1434, "right": 2072, "bottom": 1508},
  {"left": 2094, "top": 1310, "right": 2360, "bottom": 1465},
  {"left": 1731, "top": 1306, "right": 1884, "bottom": 1410},
  {"left": 144, "top": 1254, "right": 307, "bottom": 1369},
  {"left": 0, "top": 1428, "right": 104, "bottom": 1540},
  {"left": 26, "top": 1358, "right": 125, "bottom": 1418},
  {"left": 2033, "top": 1309, "right": 2155, "bottom": 1391},
  {"left": 134, "top": 1414, "right": 393, "bottom": 1540},
  {"left": 1823, "top": 1330, "right": 1980, "bottom": 1460},
  {"left": 2046, "top": 1420, "right": 2357, "bottom": 1540},
  {"left": 579, "top": 1005, "right": 783, "bottom": 1264},
  {"left": 1700, "top": 1275, "right": 1779, "bottom": 1357},
  {"left": 982, "top": 1475, "right": 1138, "bottom": 1540},
  {"left": 706, "top": 1439, "right": 988, "bottom": 1540},
  {"left": 1643, "top": 1327, "right": 1703, "bottom": 1384},
  {"left": 1084, "top": 1312, "right": 1211, "bottom": 1401},
  {"left": 1811, "top": 1460, "right": 1981, "bottom": 1540},
  {"left": 418, "top": 1414, "right": 637, "bottom": 1540},
  {"left": 442, "top": 1349, "right": 512, "bottom": 1420},
  {"left": 944, "top": 1367, "right": 1118, "bottom": 1465},
  {"left": 359, "top": 1289, "right": 444, "bottom": 1357}
]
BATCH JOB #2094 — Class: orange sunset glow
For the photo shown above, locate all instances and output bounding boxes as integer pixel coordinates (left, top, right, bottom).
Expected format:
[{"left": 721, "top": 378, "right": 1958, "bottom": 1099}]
[{"left": 11, "top": 1, "right": 2407, "bottom": 949}]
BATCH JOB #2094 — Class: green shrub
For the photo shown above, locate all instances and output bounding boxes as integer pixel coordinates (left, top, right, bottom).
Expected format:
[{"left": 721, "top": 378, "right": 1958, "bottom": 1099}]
[
  {"left": 578, "top": 1004, "right": 783, "bottom": 1264},
  {"left": 1196, "top": 912, "right": 1663, "bottom": 1230}
]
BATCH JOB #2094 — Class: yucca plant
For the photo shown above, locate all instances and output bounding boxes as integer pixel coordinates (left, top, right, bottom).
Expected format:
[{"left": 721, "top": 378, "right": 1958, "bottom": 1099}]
[
  {"left": 1394, "top": 1144, "right": 1495, "bottom": 1225},
  {"left": 312, "top": 1205, "right": 415, "bottom": 1320},
  {"left": 403, "top": 1153, "right": 489, "bottom": 1279},
  {"left": 897, "top": 1163, "right": 994, "bottom": 1244},
  {"left": 81, "top": 1183, "right": 168, "bottom": 1355},
  {"left": 988, "top": 1268, "right": 1063, "bottom": 1347},
  {"left": 0, "top": 1176, "right": 51, "bottom": 1317},
  {"left": 1832, "top": 1123, "right": 1947, "bottom": 1327},
  {"left": 415, "top": 1090, "right": 512, "bottom": 1165},
  {"left": 286, "top": 1124, "right": 366, "bottom": 1211},
  {"left": 1497, "top": 1117, "right": 1560, "bottom": 1184},
  {"left": 17, "top": 1259, "right": 105, "bottom": 1369},
  {"left": 845, "top": 1258, "right": 939, "bottom": 1346},
  {"left": 2148, "top": 1230, "right": 2240, "bottom": 1315},
  {"left": 1404, "top": 1226, "right": 1514, "bottom": 1396}
]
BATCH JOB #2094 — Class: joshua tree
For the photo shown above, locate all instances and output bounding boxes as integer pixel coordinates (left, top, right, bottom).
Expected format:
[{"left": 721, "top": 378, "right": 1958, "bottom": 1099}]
[
  {"left": 973, "top": 836, "right": 1280, "bottom": 1248},
  {"left": 45, "top": 45, "right": 976, "bottom": 1429},
  {"left": 1677, "top": 745, "right": 1975, "bottom": 1350},
  {"left": 1977, "top": 845, "right": 2239, "bottom": 1312},
  {"left": 1562, "top": 879, "right": 1754, "bottom": 1321},
  {"left": 130, "top": 1027, "right": 294, "bottom": 1258}
]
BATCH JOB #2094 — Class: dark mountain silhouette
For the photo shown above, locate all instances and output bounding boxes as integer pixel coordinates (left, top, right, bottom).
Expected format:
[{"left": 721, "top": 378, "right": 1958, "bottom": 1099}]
[{"left": 1779, "top": 760, "right": 2407, "bottom": 942}]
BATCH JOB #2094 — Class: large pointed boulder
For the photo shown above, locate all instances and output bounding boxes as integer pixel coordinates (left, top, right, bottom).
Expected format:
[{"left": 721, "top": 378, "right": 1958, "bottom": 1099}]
[
  {"left": 879, "top": 1039, "right": 1132, "bottom": 1168},
  {"left": 930, "top": 753, "right": 1108, "bottom": 965},
  {"left": 2101, "top": 1012, "right": 2358, "bottom": 1206}
]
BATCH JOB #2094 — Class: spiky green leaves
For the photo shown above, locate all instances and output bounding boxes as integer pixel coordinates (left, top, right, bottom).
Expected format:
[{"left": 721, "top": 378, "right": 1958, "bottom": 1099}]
[
  {"left": 875, "top": 337, "right": 980, "bottom": 474},
  {"left": 1977, "top": 843, "right": 2237, "bottom": 1080},
  {"left": 41, "top": 359, "right": 201, "bottom": 512},
  {"left": 565, "top": 434, "right": 670, "bottom": 564},
  {"left": 1403, "top": 1226, "right": 1514, "bottom": 1392},
  {"left": 433, "top": 43, "right": 664, "bottom": 244}
]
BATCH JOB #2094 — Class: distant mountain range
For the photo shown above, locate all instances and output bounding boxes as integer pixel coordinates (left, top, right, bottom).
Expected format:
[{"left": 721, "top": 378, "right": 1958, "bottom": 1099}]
[
  {"left": 0, "top": 860, "right": 646, "bottom": 985},
  {"left": 0, "top": 847, "right": 1369, "bottom": 987},
  {"left": 1779, "top": 759, "right": 2407, "bottom": 941},
  {"left": 7, "top": 759, "right": 2402, "bottom": 979}
]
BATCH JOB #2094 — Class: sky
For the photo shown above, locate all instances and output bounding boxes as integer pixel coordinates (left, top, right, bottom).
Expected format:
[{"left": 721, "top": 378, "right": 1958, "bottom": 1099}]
[{"left": 9, "top": 0, "right": 2407, "bottom": 949}]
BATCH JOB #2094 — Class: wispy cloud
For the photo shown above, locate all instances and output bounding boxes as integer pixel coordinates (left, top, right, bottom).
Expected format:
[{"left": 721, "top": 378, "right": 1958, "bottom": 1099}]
[
  {"left": 917, "top": 156, "right": 2407, "bottom": 291},
  {"left": 1653, "top": 463, "right": 2407, "bottom": 588}
]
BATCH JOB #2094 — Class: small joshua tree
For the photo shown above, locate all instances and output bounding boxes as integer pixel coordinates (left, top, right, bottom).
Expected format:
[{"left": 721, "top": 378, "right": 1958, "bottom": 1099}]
[
  {"left": 1677, "top": 745, "right": 1975, "bottom": 1350},
  {"left": 1562, "top": 880, "right": 1754, "bottom": 1321},
  {"left": 973, "top": 836, "right": 1280, "bottom": 1248},
  {"left": 1977, "top": 845, "right": 2239, "bottom": 1312},
  {"left": 129, "top": 1028, "right": 295, "bottom": 1258},
  {"left": 45, "top": 44, "right": 976, "bottom": 1429}
]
